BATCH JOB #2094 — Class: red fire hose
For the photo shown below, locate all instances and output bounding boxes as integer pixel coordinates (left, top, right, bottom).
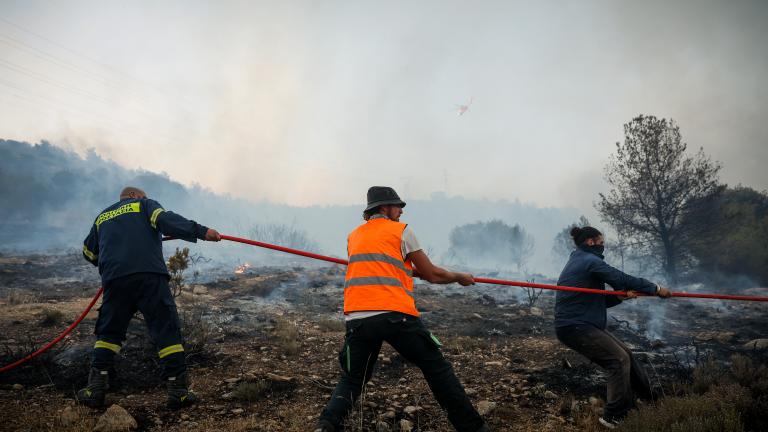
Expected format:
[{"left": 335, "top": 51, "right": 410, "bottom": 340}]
[
  {"left": 218, "top": 235, "right": 768, "bottom": 302},
  {"left": 2, "top": 234, "right": 767, "bottom": 373},
  {"left": 0, "top": 287, "right": 103, "bottom": 373}
]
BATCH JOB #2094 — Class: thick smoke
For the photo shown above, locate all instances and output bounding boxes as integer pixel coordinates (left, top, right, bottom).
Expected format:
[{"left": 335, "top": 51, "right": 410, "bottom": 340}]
[{"left": 0, "top": 139, "right": 583, "bottom": 275}]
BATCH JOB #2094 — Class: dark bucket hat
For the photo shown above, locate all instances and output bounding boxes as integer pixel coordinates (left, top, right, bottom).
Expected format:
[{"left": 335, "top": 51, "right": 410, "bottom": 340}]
[{"left": 365, "top": 186, "right": 406, "bottom": 212}]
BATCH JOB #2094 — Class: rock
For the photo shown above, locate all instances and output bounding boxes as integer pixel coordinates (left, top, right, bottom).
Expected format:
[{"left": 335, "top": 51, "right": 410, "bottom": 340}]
[
  {"left": 477, "top": 400, "right": 496, "bottom": 416},
  {"left": 529, "top": 307, "right": 543, "bottom": 316},
  {"left": 696, "top": 331, "right": 735, "bottom": 344},
  {"left": 465, "top": 387, "right": 478, "bottom": 396},
  {"left": 544, "top": 390, "right": 558, "bottom": 399},
  {"left": 12, "top": 384, "right": 23, "bottom": 391},
  {"left": 231, "top": 408, "right": 244, "bottom": 415},
  {"left": 743, "top": 339, "right": 768, "bottom": 350},
  {"left": 93, "top": 405, "right": 137, "bottom": 432},
  {"left": 192, "top": 285, "right": 208, "bottom": 295},
  {"left": 403, "top": 405, "right": 421, "bottom": 415},
  {"left": 484, "top": 361, "right": 503, "bottom": 367},
  {"left": 399, "top": 419, "right": 413, "bottom": 432},
  {"left": 59, "top": 406, "right": 79, "bottom": 426},
  {"left": 180, "top": 414, "right": 190, "bottom": 421},
  {"left": 376, "top": 421, "right": 391, "bottom": 432},
  {"left": 471, "top": 313, "right": 483, "bottom": 320},
  {"left": 53, "top": 344, "right": 91, "bottom": 368},
  {"left": 383, "top": 410, "right": 396, "bottom": 420},
  {"left": 266, "top": 372, "right": 295, "bottom": 382},
  {"left": 224, "top": 377, "right": 241, "bottom": 384}
]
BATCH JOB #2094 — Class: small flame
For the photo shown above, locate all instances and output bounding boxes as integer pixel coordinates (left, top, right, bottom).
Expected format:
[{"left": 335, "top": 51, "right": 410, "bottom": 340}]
[{"left": 234, "top": 262, "right": 251, "bottom": 274}]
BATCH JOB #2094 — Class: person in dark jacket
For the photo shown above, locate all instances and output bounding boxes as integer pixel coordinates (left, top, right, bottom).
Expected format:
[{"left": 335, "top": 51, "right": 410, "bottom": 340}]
[
  {"left": 77, "top": 186, "right": 221, "bottom": 409},
  {"left": 554, "top": 226, "right": 671, "bottom": 429}
]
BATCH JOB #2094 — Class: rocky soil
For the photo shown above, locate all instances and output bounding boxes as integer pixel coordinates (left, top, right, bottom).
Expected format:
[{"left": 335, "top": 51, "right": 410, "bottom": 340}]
[{"left": 1, "top": 252, "right": 767, "bottom": 432}]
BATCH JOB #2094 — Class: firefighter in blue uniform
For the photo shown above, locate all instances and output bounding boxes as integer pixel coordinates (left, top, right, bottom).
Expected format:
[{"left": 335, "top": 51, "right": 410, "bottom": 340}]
[{"left": 77, "top": 186, "right": 221, "bottom": 409}]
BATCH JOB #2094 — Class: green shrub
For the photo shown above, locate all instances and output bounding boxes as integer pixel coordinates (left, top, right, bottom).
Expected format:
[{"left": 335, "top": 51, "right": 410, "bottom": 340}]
[{"left": 233, "top": 381, "right": 271, "bottom": 403}]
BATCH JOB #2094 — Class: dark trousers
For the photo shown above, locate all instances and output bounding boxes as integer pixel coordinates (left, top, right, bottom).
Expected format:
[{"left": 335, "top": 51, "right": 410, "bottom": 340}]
[
  {"left": 319, "top": 312, "right": 485, "bottom": 432},
  {"left": 556, "top": 324, "right": 653, "bottom": 419},
  {"left": 91, "top": 272, "right": 186, "bottom": 379}
]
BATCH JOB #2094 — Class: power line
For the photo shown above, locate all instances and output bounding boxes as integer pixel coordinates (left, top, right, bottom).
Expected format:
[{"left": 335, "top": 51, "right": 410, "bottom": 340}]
[
  {"left": 0, "top": 79, "right": 178, "bottom": 146},
  {"left": 0, "top": 17, "right": 198, "bottom": 112}
]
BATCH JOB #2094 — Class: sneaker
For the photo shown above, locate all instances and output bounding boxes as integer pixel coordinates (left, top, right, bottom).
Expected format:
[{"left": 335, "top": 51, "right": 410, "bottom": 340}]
[{"left": 598, "top": 416, "right": 621, "bottom": 429}]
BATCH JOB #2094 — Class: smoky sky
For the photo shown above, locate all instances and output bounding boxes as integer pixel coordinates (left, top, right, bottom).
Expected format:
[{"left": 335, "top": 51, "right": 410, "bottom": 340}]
[{"left": 0, "top": 0, "right": 766, "bottom": 209}]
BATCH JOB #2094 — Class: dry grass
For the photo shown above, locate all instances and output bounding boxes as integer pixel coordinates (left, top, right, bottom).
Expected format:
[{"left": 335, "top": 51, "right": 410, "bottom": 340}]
[
  {"left": 55, "top": 406, "right": 95, "bottom": 432},
  {"left": 6, "top": 289, "right": 39, "bottom": 305},
  {"left": 619, "top": 384, "right": 749, "bottom": 432},
  {"left": 39, "top": 307, "right": 64, "bottom": 327},
  {"left": 273, "top": 318, "right": 300, "bottom": 356},
  {"left": 190, "top": 408, "right": 312, "bottom": 432},
  {"left": 618, "top": 354, "right": 768, "bottom": 432},
  {"left": 316, "top": 317, "right": 345, "bottom": 332},
  {"left": 180, "top": 297, "right": 214, "bottom": 357}
]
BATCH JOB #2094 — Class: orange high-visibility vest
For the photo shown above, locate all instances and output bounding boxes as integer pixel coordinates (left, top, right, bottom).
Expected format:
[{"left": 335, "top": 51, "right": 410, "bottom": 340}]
[{"left": 344, "top": 218, "right": 418, "bottom": 316}]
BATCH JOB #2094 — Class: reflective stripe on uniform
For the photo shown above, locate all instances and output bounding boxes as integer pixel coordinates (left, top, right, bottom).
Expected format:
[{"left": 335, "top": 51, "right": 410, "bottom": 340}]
[
  {"left": 150, "top": 208, "right": 165, "bottom": 229},
  {"left": 83, "top": 245, "right": 98, "bottom": 262},
  {"left": 94, "top": 340, "right": 121, "bottom": 353},
  {"left": 345, "top": 276, "right": 403, "bottom": 288},
  {"left": 344, "top": 276, "right": 414, "bottom": 298},
  {"left": 348, "top": 253, "right": 413, "bottom": 276},
  {"left": 158, "top": 344, "right": 184, "bottom": 358},
  {"left": 95, "top": 202, "right": 141, "bottom": 229}
]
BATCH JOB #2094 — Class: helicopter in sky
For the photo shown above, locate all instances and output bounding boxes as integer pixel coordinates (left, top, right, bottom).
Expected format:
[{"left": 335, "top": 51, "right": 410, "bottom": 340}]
[{"left": 455, "top": 97, "right": 473, "bottom": 116}]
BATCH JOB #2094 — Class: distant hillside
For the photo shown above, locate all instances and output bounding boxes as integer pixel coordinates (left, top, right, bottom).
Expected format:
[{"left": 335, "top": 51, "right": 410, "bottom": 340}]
[{"left": 0, "top": 140, "right": 581, "bottom": 275}]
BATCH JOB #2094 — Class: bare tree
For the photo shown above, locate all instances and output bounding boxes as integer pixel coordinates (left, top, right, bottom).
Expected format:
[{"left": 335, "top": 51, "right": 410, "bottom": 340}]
[
  {"left": 597, "top": 115, "right": 722, "bottom": 285},
  {"left": 248, "top": 223, "right": 320, "bottom": 252},
  {"left": 551, "top": 215, "right": 591, "bottom": 264},
  {"left": 448, "top": 220, "right": 534, "bottom": 271},
  {"left": 523, "top": 278, "right": 544, "bottom": 308}
]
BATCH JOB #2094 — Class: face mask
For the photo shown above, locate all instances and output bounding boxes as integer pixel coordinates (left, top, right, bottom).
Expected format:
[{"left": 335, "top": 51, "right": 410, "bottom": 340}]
[{"left": 582, "top": 244, "right": 604, "bottom": 256}]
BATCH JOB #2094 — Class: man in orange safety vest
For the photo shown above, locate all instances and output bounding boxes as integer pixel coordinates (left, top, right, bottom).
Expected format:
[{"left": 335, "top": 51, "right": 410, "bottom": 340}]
[{"left": 315, "top": 186, "right": 489, "bottom": 432}]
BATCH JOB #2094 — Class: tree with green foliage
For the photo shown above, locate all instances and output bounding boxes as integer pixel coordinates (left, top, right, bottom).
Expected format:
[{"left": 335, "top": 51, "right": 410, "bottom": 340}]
[
  {"left": 598, "top": 115, "right": 722, "bottom": 285},
  {"left": 167, "top": 247, "right": 190, "bottom": 297},
  {"left": 688, "top": 186, "right": 768, "bottom": 285}
]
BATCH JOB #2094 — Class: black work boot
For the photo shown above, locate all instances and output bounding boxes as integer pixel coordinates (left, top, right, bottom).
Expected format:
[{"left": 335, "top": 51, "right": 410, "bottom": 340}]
[
  {"left": 313, "top": 419, "right": 335, "bottom": 432},
  {"left": 76, "top": 368, "right": 109, "bottom": 408},
  {"left": 166, "top": 372, "right": 198, "bottom": 410}
]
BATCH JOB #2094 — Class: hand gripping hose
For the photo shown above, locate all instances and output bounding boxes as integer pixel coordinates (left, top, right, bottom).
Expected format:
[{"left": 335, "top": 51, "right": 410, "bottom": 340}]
[{"left": 3, "top": 233, "right": 767, "bottom": 373}]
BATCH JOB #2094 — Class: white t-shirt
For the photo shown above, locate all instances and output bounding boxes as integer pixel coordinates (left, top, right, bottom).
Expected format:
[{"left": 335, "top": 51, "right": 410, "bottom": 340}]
[{"left": 346, "top": 214, "right": 422, "bottom": 321}]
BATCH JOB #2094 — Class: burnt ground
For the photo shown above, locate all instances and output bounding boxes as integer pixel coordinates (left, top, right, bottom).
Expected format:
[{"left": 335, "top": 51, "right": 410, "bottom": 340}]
[{"left": 0, "top": 252, "right": 767, "bottom": 432}]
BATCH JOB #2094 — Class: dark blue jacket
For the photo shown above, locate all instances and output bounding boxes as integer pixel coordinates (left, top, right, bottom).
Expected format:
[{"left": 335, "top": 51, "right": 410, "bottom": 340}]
[
  {"left": 83, "top": 198, "right": 209, "bottom": 284},
  {"left": 554, "top": 246, "right": 657, "bottom": 329}
]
